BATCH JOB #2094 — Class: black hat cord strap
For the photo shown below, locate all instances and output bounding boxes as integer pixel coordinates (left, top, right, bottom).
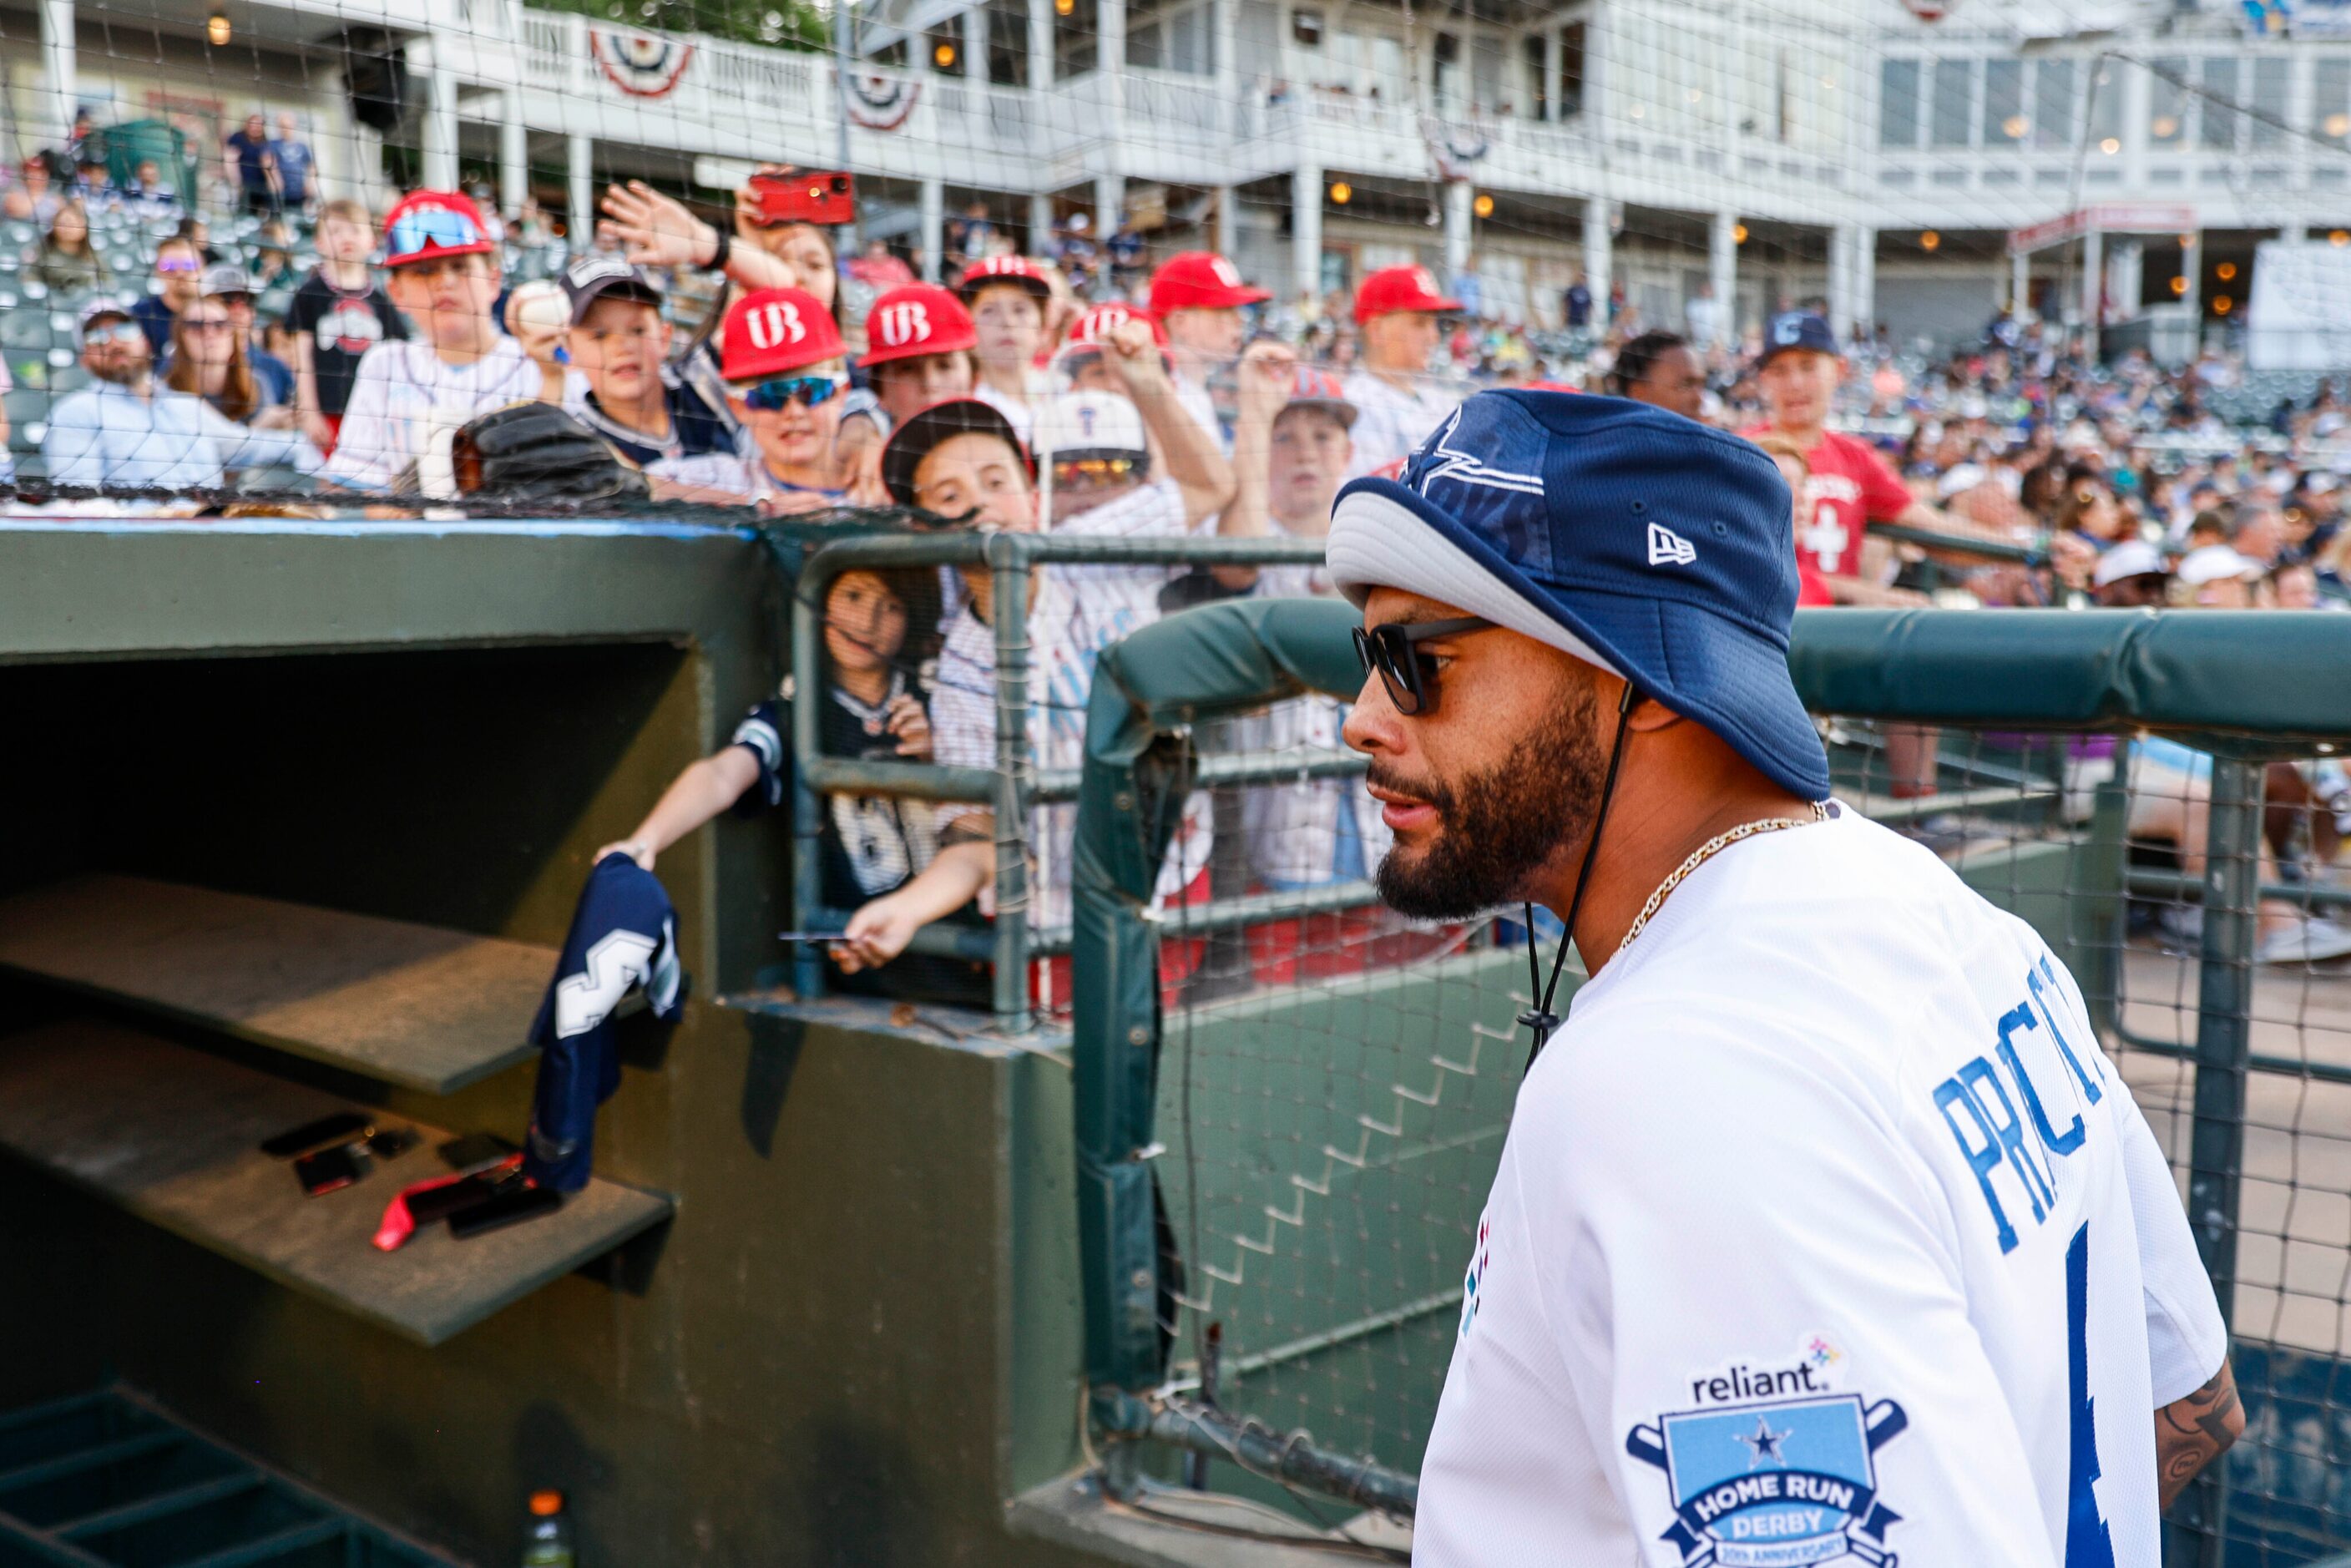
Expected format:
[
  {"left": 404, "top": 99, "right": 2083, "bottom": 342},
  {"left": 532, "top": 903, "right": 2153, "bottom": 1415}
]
[{"left": 1521, "top": 680, "right": 1639, "bottom": 1074}]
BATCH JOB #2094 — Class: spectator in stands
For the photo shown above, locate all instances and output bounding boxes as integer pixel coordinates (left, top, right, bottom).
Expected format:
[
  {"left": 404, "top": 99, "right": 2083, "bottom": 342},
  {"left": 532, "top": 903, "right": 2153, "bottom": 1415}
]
[
  {"left": 1747, "top": 433, "right": 1835, "bottom": 607},
  {"left": 17, "top": 154, "right": 62, "bottom": 226},
  {"left": 174, "top": 214, "right": 219, "bottom": 264},
  {"left": 948, "top": 200, "right": 996, "bottom": 270},
  {"left": 46, "top": 300, "right": 320, "bottom": 492},
  {"left": 595, "top": 560, "right": 986, "bottom": 1007},
  {"left": 325, "top": 190, "right": 562, "bottom": 491},
  {"left": 1226, "top": 343, "right": 1347, "bottom": 596},
  {"left": 225, "top": 114, "right": 274, "bottom": 215},
  {"left": 122, "top": 159, "right": 177, "bottom": 220},
  {"left": 1608, "top": 330, "right": 1705, "bottom": 422},
  {"left": 202, "top": 264, "right": 294, "bottom": 409},
  {"left": 956, "top": 256, "right": 1054, "bottom": 444},
  {"left": 1150, "top": 251, "right": 1272, "bottom": 445},
  {"left": 847, "top": 237, "right": 914, "bottom": 290},
  {"left": 2091, "top": 539, "right": 2170, "bottom": 609},
  {"left": 861, "top": 282, "right": 978, "bottom": 426},
  {"left": 555, "top": 255, "right": 730, "bottom": 479},
  {"left": 162, "top": 294, "right": 287, "bottom": 427},
  {"left": 267, "top": 114, "right": 313, "bottom": 216},
  {"left": 288, "top": 199, "right": 405, "bottom": 455},
  {"left": 129, "top": 238, "right": 202, "bottom": 357},
  {"left": 1684, "top": 280, "right": 1726, "bottom": 350},
  {"left": 32, "top": 200, "right": 108, "bottom": 293},
  {"left": 838, "top": 390, "right": 1221, "bottom": 999},
  {"left": 250, "top": 220, "right": 296, "bottom": 293},
  {"left": 72, "top": 152, "right": 114, "bottom": 211},
  {"left": 1563, "top": 270, "right": 1593, "bottom": 330},
  {"left": 711, "top": 285, "right": 863, "bottom": 513},
  {"left": 1342, "top": 265, "right": 1464, "bottom": 476}
]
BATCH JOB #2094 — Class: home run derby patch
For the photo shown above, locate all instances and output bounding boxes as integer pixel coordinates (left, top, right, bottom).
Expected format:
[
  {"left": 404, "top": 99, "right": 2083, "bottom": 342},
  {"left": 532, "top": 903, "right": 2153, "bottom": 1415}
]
[{"left": 1625, "top": 1392, "right": 1908, "bottom": 1566}]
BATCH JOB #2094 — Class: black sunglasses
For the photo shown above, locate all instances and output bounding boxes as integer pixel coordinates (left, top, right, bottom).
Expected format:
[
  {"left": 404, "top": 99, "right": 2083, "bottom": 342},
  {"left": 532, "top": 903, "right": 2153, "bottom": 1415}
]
[{"left": 1352, "top": 616, "right": 1494, "bottom": 716}]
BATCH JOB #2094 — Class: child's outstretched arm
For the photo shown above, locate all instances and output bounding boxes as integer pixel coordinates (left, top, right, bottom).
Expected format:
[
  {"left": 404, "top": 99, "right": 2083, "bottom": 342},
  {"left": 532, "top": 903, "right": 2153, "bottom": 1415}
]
[
  {"left": 835, "top": 831, "right": 994, "bottom": 974},
  {"left": 596, "top": 746, "right": 764, "bottom": 871}
]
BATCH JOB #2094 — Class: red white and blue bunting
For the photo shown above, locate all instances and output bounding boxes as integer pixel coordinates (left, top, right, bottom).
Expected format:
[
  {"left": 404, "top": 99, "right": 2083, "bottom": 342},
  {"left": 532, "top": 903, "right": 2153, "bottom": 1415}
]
[
  {"left": 844, "top": 70, "right": 921, "bottom": 131},
  {"left": 589, "top": 28, "right": 695, "bottom": 99},
  {"left": 1421, "top": 115, "right": 1490, "bottom": 181}
]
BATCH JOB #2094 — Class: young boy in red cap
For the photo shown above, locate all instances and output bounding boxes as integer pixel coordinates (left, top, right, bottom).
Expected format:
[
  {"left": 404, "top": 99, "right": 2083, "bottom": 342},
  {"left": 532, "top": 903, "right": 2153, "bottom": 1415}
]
[
  {"left": 1147, "top": 250, "right": 1269, "bottom": 447},
  {"left": 834, "top": 281, "right": 978, "bottom": 495},
  {"left": 1341, "top": 263, "right": 1464, "bottom": 477},
  {"left": 325, "top": 190, "right": 563, "bottom": 491},
  {"left": 709, "top": 284, "right": 873, "bottom": 513},
  {"left": 954, "top": 255, "right": 1054, "bottom": 444}
]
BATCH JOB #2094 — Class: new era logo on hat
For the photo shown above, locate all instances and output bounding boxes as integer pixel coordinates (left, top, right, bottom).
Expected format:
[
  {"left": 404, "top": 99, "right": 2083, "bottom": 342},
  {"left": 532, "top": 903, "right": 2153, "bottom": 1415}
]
[
  {"left": 1647, "top": 523, "right": 1697, "bottom": 566},
  {"left": 859, "top": 283, "right": 977, "bottom": 368}
]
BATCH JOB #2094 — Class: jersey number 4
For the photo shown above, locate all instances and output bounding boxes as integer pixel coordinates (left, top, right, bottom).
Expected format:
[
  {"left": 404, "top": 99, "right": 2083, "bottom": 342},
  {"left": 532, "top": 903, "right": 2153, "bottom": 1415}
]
[{"left": 2067, "top": 1220, "right": 2117, "bottom": 1568}]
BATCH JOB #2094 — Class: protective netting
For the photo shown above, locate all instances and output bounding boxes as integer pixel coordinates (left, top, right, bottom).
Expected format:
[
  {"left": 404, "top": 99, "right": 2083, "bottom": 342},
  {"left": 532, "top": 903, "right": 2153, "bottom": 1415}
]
[{"left": 1135, "top": 709, "right": 2351, "bottom": 1558}]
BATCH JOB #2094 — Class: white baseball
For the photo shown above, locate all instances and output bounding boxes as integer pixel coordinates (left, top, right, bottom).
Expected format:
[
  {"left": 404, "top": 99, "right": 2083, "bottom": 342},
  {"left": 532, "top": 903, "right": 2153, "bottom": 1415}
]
[{"left": 513, "top": 281, "right": 569, "bottom": 334}]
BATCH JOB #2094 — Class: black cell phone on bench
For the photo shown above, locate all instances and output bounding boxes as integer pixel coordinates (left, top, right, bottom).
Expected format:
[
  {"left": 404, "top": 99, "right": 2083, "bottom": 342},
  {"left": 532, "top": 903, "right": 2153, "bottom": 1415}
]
[
  {"left": 448, "top": 1184, "right": 564, "bottom": 1238},
  {"left": 294, "top": 1142, "right": 369, "bottom": 1196},
  {"left": 261, "top": 1111, "right": 372, "bottom": 1160}
]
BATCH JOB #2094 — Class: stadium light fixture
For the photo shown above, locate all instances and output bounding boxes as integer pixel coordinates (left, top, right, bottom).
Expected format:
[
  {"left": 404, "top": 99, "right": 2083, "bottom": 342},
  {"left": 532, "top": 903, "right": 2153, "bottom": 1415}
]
[
  {"left": 2100, "top": 137, "right": 2121, "bottom": 155},
  {"left": 2331, "top": 114, "right": 2351, "bottom": 138},
  {"left": 2213, "top": 295, "right": 2233, "bottom": 314},
  {"left": 2002, "top": 115, "right": 2029, "bottom": 139},
  {"left": 1329, "top": 181, "right": 1351, "bottom": 205},
  {"left": 1473, "top": 193, "right": 1494, "bottom": 218},
  {"left": 2179, "top": 233, "right": 2197, "bottom": 249},
  {"left": 206, "top": 11, "right": 230, "bottom": 44},
  {"left": 933, "top": 40, "right": 956, "bottom": 66},
  {"left": 1055, "top": 0, "right": 1074, "bottom": 13},
  {"left": 2333, "top": 230, "right": 2350, "bottom": 247},
  {"left": 2171, "top": 276, "right": 2189, "bottom": 295},
  {"left": 1732, "top": 222, "right": 1748, "bottom": 244},
  {"left": 2151, "top": 116, "right": 2179, "bottom": 139},
  {"left": 1919, "top": 230, "right": 1941, "bottom": 251},
  {"left": 2217, "top": 262, "right": 2237, "bottom": 281}
]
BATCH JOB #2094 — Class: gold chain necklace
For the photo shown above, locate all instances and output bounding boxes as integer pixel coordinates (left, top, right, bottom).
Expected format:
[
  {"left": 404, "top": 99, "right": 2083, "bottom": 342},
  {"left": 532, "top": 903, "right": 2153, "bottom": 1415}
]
[{"left": 1614, "top": 801, "right": 1834, "bottom": 959}]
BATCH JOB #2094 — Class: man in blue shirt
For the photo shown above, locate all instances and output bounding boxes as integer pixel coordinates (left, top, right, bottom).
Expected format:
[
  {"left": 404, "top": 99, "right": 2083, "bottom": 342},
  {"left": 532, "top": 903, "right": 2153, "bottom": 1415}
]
[
  {"left": 131, "top": 238, "right": 204, "bottom": 357},
  {"left": 268, "top": 113, "right": 314, "bottom": 215},
  {"left": 225, "top": 112, "right": 275, "bottom": 215},
  {"left": 46, "top": 301, "right": 321, "bottom": 493}
]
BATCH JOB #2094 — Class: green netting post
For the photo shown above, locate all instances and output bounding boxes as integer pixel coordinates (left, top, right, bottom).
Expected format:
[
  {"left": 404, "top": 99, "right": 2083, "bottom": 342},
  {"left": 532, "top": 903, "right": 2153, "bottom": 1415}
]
[{"left": 2178, "top": 756, "right": 2260, "bottom": 1565}]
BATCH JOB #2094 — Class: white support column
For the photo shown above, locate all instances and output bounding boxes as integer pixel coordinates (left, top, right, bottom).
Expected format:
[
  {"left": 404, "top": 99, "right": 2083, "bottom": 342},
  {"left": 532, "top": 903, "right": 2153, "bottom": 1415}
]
[
  {"left": 567, "top": 132, "right": 594, "bottom": 246},
  {"left": 1708, "top": 210, "right": 1738, "bottom": 348},
  {"left": 964, "top": 5, "right": 988, "bottom": 83},
  {"left": 499, "top": 98, "right": 528, "bottom": 222},
  {"left": 1093, "top": 171, "right": 1124, "bottom": 249},
  {"left": 1853, "top": 226, "right": 1877, "bottom": 341},
  {"left": 1027, "top": 0, "right": 1052, "bottom": 89},
  {"left": 2011, "top": 246, "right": 2030, "bottom": 316},
  {"left": 2080, "top": 225, "right": 2103, "bottom": 331},
  {"left": 1828, "top": 223, "right": 1856, "bottom": 341},
  {"left": 920, "top": 177, "right": 946, "bottom": 281},
  {"left": 1099, "top": 0, "right": 1126, "bottom": 110},
  {"left": 421, "top": 49, "right": 461, "bottom": 192},
  {"left": 1029, "top": 190, "right": 1054, "bottom": 253},
  {"left": 1214, "top": 182, "right": 1236, "bottom": 259},
  {"left": 40, "top": 0, "right": 76, "bottom": 153},
  {"left": 1292, "top": 160, "right": 1322, "bottom": 304},
  {"left": 2283, "top": 220, "right": 2309, "bottom": 244},
  {"left": 1583, "top": 198, "right": 1613, "bottom": 330},
  {"left": 1213, "top": 0, "right": 1238, "bottom": 133},
  {"left": 1443, "top": 179, "right": 1473, "bottom": 280}
]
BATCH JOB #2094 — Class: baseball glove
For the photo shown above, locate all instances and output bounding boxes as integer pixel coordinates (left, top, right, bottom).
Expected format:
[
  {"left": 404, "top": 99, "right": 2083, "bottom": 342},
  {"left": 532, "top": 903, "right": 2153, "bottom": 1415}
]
[{"left": 452, "top": 402, "right": 652, "bottom": 507}]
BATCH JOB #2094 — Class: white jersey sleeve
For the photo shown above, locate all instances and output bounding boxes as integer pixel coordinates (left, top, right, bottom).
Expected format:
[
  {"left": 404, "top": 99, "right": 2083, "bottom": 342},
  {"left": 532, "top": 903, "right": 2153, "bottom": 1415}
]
[
  {"left": 2120, "top": 1098, "right": 2229, "bottom": 1405},
  {"left": 1541, "top": 1014, "right": 2059, "bottom": 1565},
  {"left": 322, "top": 344, "right": 405, "bottom": 490}
]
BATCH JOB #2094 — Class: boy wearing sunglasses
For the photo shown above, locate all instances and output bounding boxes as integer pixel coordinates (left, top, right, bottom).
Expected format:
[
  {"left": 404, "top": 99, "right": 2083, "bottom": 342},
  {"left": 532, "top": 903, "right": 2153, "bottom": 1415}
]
[
  {"left": 324, "top": 190, "right": 563, "bottom": 492},
  {"left": 711, "top": 285, "right": 872, "bottom": 513}
]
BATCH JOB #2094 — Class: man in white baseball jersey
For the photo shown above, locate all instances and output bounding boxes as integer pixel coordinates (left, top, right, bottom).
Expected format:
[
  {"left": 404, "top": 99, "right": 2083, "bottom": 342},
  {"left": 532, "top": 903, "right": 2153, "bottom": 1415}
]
[{"left": 1327, "top": 389, "right": 2237, "bottom": 1565}]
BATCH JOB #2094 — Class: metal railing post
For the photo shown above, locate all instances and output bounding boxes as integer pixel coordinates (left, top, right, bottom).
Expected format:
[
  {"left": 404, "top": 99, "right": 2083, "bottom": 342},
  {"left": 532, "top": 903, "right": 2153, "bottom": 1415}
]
[
  {"left": 2181, "top": 756, "right": 2261, "bottom": 1565},
  {"left": 789, "top": 570, "right": 829, "bottom": 1001},
  {"left": 991, "top": 534, "right": 1035, "bottom": 1032}
]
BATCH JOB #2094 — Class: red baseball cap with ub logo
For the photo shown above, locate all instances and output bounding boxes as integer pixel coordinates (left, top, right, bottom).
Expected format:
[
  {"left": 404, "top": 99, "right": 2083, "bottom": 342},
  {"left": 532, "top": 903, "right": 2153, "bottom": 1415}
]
[
  {"left": 720, "top": 286, "right": 846, "bottom": 382},
  {"left": 1063, "top": 300, "right": 1169, "bottom": 349},
  {"left": 859, "top": 283, "right": 977, "bottom": 368},
  {"left": 1147, "top": 250, "right": 1270, "bottom": 314},
  {"left": 1353, "top": 264, "right": 1463, "bottom": 322}
]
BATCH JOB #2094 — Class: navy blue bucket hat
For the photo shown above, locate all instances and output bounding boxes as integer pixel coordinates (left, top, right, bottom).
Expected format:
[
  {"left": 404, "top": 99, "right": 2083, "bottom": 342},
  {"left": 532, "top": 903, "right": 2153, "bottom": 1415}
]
[{"left": 1325, "top": 389, "right": 1832, "bottom": 801}]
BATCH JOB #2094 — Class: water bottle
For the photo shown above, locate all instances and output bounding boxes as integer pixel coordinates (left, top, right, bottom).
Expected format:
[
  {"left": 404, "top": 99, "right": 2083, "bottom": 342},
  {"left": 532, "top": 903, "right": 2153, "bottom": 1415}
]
[{"left": 521, "top": 1490, "right": 575, "bottom": 1567}]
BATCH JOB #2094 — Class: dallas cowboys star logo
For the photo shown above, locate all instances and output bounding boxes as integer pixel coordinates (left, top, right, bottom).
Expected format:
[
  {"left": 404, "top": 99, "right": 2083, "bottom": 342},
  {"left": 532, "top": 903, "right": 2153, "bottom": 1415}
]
[{"left": 1734, "top": 1415, "right": 1793, "bottom": 1469}]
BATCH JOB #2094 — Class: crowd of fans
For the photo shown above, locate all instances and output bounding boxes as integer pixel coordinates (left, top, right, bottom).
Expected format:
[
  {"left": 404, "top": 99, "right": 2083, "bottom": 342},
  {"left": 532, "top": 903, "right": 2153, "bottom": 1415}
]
[{"left": 10, "top": 135, "right": 2350, "bottom": 994}]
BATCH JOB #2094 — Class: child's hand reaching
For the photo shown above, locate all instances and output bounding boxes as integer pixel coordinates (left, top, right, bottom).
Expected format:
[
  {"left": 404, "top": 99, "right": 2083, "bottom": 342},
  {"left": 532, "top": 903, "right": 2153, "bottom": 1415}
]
[
  {"left": 885, "top": 693, "right": 932, "bottom": 759},
  {"left": 837, "top": 894, "right": 921, "bottom": 973}
]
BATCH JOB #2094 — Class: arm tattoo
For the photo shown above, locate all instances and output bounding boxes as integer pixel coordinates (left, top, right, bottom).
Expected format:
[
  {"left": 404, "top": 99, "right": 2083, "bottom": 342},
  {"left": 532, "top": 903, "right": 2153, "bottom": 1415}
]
[{"left": 2156, "top": 1360, "right": 2243, "bottom": 1510}]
